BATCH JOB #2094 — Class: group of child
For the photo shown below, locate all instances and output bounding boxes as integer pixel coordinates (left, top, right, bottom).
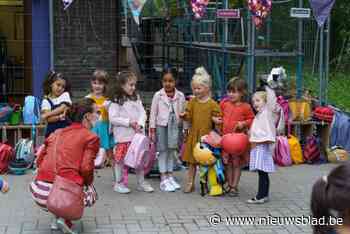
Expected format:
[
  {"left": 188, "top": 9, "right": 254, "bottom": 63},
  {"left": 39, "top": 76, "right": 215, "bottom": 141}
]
[{"left": 37, "top": 64, "right": 281, "bottom": 204}]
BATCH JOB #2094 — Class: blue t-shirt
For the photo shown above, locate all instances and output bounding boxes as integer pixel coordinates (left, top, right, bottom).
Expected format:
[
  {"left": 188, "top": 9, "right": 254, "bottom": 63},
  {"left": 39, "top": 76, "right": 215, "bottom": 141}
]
[{"left": 0, "top": 178, "right": 3, "bottom": 191}]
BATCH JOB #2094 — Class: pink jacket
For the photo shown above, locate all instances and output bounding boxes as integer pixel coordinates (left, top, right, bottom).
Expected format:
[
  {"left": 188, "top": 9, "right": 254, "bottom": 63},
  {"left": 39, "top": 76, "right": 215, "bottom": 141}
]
[
  {"left": 149, "top": 88, "right": 186, "bottom": 129},
  {"left": 109, "top": 98, "right": 147, "bottom": 143},
  {"left": 249, "top": 87, "right": 280, "bottom": 143}
]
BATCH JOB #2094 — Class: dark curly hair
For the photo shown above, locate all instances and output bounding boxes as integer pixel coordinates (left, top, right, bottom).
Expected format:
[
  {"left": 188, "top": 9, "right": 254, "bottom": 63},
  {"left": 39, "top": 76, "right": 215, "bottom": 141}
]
[
  {"left": 107, "top": 70, "right": 138, "bottom": 105},
  {"left": 69, "top": 98, "right": 96, "bottom": 123},
  {"left": 42, "top": 70, "right": 71, "bottom": 97}
]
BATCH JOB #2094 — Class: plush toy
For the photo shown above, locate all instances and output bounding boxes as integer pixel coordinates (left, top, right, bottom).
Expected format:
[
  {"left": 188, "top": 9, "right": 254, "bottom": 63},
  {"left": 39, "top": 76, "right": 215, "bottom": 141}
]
[{"left": 195, "top": 140, "right": 225, "bottom": 197}]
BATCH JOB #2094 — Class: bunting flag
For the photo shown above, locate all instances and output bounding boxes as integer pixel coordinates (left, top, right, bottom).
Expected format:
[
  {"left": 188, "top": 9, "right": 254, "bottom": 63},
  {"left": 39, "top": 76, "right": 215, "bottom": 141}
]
[
  {"left": 62, "top": 0, "right": 74, "bottom": 10},
  {"left": 191, "top": 0, "right": 210, "bottom": 19},
  {"left": 247, "top": 0, "right": 272, "bottom": 28},
  {"left": 128, "top": 0, "right": 147, "bottom": 25},
  {"left": 309, "top": 0, "right": 335, "bottom": 27}
]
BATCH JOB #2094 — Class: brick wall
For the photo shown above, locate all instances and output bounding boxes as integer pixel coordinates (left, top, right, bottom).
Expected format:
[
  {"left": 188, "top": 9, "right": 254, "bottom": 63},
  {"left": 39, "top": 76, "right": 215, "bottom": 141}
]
[{"left": 53, "top": 0, "right": 120, "bottom": 96}]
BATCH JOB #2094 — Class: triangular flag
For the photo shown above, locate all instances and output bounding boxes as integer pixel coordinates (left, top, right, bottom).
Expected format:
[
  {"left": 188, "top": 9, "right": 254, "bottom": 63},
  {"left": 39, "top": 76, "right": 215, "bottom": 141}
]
[
  {"left": 309, "top": 0, "right": 335, "bottom": 27},
  {"left": 62, "top": 0, "right": 74, "bottom": 10},
  {"left": 247, "top": 0, "right": 272, "bottom": 28},
  {"left": 128, "top": 0, "right": 147, "bottom": 25}
]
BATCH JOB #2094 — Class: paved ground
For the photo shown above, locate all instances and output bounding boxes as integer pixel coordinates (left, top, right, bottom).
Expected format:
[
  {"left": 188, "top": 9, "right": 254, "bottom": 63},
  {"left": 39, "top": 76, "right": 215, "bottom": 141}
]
[{"left": 0, "top": 163, "right": 336, "bottom": 234}]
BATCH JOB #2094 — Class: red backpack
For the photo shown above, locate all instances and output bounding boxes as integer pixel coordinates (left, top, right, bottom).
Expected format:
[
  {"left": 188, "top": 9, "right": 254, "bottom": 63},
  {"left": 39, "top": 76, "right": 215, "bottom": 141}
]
[{"left": 0, "top": 143, "right": 14, "bottom": 174}]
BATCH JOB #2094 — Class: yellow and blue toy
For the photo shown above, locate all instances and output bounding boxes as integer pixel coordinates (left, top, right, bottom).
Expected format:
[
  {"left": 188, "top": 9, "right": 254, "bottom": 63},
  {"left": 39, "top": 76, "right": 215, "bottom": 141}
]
[{"left": 193, "top": 142, "right": 225, "bottom": 196}]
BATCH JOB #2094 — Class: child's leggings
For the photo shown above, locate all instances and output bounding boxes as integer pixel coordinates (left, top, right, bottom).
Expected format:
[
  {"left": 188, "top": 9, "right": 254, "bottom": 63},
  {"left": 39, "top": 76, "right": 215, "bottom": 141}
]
[
  {"left": 114, "top": 161, "right": 145, "bottom": 186},
  {"left": 158, "top": 149, "right": 176, "bottom": 173},
  {"left": 257, "top": 170, "right": 270, "bottom": 199}
]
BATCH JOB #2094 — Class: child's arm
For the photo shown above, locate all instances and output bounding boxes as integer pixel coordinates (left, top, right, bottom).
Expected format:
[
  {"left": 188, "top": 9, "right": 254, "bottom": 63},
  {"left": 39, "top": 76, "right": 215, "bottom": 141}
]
[
  {"left": 149, "top": 93, "right": 159, "bottom": 130},
  {"left": 266, "top": 86, "right": 279, "bottom": 113},
  {"left": 137, "top": 99, "right": 147, "bottom": 130},
  {"left": 211, "top": 100, "right": 223, "bottom": 127},
  {"left": 179, "top": 99, "right": 193, "bottom": 122},
  {"left": 108, "top": 103, "right": 131, "bottom": 127},
  {"left": 42, "top": 105, "right": 69, "bottom": 121}
]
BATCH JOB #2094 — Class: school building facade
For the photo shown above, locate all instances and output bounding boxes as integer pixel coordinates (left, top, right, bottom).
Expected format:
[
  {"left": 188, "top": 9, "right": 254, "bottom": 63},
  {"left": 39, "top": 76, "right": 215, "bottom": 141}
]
[{"left": 0, "top": 0, "right": 123, "bottom": 101}]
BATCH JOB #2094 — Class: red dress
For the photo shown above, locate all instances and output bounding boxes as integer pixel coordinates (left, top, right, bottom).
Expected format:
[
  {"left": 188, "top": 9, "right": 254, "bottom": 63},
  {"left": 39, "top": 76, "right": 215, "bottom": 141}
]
[{"left": 220, "top": 99, "right": 255, "bottom": 167}]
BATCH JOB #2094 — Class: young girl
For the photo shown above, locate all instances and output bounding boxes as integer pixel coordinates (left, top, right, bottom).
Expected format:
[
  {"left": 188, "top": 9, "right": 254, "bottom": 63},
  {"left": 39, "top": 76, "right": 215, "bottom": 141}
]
[
  {"left": 311, "top": 163, "right": 350, "bottom": 234},
  {"left": 41, "top": 71, "right": 72, "bottom": 138},
  {"left": 220, "top": 78, "right": 254, "bottom": 197},
  {"left": 180, "top": 67, "right": 222, "bottom": 193},
  {"left": 108, "top": 71, "right": 154, "bottom": 194},
  {"left": 0, "top": 177, "right": 9, "bottom": 193},
  {"left": 149, "top": 68, "right": 186, "bottom": 192},
  {"left": 247, "top": 86, "right": 279, "bottom": 204},
  {"left": 86, "top": 69, "right": 114, "bottom": 168}
]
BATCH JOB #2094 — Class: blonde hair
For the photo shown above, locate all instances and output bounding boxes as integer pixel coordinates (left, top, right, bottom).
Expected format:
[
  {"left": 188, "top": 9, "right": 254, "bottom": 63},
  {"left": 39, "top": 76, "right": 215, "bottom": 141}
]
[
  {"left": 253, "top": 91, "right": 267, "bottom": 102},
  {"left": 191, "top": 67, "right": 212, "bottom": 88}
]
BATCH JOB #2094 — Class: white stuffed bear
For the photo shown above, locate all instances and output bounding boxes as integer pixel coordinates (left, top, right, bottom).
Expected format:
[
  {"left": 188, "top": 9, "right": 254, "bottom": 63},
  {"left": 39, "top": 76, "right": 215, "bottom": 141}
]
[{"left": 267, "top": 66, "right": 287, "bottom": 89}]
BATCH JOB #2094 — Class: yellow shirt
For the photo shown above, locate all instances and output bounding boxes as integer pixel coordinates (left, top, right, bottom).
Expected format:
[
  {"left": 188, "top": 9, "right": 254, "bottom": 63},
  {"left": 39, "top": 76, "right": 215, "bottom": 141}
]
[{"left": 86, "top": 94, "right": 109, "bottom": 121}]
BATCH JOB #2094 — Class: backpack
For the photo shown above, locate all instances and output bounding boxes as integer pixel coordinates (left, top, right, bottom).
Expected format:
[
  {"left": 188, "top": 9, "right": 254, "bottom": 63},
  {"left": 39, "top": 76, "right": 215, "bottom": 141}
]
[
  {"left": 23, "top": 96, "right": 41, "bottom": 125},
  {"left": 327, "top": 146, "right": 349, "bottom": 163},
  {"left": 277, "top": 96, "right": 290, "bottom": 134},
  {"left": 303, "top": 135, "right": 320, "bottom": 164},
  {"left": 273, "top": 136, "right": 292, "bottom": 166},
  {"left": 0, "top": 103, "right": 13, "bottom": 123},
  {"left": 124, "top": 133, "right": 150, "bottom": 169},
  {"left": 9, "top": 139, "right": 35, "bottom": 175},
  {"left": 288, "top": 135, "right": 304, "bottom": 164},
  {"left": 0, "top": 143, "right": 14, "bottom": 174}
]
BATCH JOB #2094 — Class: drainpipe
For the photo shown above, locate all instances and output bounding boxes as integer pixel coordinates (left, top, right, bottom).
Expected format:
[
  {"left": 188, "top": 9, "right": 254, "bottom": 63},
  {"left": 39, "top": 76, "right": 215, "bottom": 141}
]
[{"left": 49, "top": 0, "right": 54, "bottom": 70}]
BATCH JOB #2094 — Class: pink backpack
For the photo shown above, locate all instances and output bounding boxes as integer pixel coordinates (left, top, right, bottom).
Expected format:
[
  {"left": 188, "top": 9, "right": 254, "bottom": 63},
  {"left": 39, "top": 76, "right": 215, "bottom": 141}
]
[
  {"left": 277, "top": 96, "right": 291, "bottom": 134},
  {"left": 274, "top": 136, "right": 292, "bottom": 166},
  {"left": 124, "top": 133, "right": 151, "bottom": 169}
]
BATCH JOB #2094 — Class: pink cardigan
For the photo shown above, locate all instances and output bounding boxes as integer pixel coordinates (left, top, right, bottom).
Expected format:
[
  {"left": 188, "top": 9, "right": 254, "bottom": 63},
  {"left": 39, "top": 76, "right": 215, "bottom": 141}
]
[
  {"left": 149, "top": 88, "right": 186, "bottom": 129},
  {"left": 249, "top": 87, "right": 280, "bottom": 143},
  {"left": 109, "top": 98, "right": 147, "bottom": 143}
]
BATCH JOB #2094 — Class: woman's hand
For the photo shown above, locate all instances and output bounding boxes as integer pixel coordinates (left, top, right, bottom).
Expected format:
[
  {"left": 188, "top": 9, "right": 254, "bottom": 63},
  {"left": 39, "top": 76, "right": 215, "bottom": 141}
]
[{"left": 212, "top": 116, "right": 223, "bottom": 124}]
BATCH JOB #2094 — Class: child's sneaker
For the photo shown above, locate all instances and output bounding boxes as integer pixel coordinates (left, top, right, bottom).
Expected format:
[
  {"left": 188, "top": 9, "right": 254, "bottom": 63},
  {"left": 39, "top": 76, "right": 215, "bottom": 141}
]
[
  {"left": 113, "top": 183, "right": 131, "bottom": 194},
  {"left": 168, "top": 177, "right": 181, "bottom": 190},
  {"left": 50, "top": 218, "right": 58, "bottom": 230},
  {"left": 57, "top": 218, "right": 77, "bottom": 234},
  {"left": 137, "top": 181, "right": 154, "bottom": 193},
  {"left": 246, "top": 197, "right": 269, "bottom": 204},
  {"left": 160, "top": 179, "right": 175, "bottom": 192}
]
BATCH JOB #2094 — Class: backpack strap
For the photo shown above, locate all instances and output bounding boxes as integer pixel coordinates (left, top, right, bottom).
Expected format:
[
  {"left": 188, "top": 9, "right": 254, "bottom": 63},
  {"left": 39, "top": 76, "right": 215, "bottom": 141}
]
[{"left": 46, "top": 98, "right": 54, "bottom": 110}]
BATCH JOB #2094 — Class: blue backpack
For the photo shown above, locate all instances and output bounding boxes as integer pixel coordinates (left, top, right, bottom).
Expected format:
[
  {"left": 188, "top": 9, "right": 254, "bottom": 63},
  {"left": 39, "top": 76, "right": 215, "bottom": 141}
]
[
  {"left": 9, "top": 139, "right": 35, "bottom": 175},
  {"left": 23, "top": 96, "right": 41, "bottom": 125}
]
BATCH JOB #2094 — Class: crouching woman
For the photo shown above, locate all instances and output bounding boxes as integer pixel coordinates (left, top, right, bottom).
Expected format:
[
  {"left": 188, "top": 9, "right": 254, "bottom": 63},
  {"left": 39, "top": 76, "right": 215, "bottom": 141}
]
[{"left": 30, "top": 98, "right": 100, "bottom": 234}]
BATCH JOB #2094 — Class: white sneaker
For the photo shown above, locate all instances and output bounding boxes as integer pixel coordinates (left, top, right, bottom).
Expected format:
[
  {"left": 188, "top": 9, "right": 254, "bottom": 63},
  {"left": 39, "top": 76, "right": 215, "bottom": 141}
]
[
  {"left": 50, "top": 218, "right": 58, "bottom": 230},
  {"left": 246, "top": 197, "right": 269, "bottom": 204},
  {"left": 56, "top": 218, "right": 77, "bottom": 234},
  {"left": 168, "top": 177, "right": 181, "bottom": 190},
  {"left": 137, "top": 181, "right": 154, "bottom": 193},
  {"left": 113, "top": 183, "right": 131, "bottom": 194},
  {"left": 160, "top": 179, "right": 175, "bottom": 192}
]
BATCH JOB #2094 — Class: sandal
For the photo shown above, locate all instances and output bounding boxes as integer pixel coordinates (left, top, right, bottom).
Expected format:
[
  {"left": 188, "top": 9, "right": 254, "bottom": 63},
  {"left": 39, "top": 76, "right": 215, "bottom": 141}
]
[{"left": 227, "top": 187, "right": 239, "bottom": 197}]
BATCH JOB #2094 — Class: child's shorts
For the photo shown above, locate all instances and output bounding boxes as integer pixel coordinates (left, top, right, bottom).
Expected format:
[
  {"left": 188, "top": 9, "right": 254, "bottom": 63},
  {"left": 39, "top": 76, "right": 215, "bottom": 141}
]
[{"left": 92, "top": 121, "right": 115, "bottom": 150}]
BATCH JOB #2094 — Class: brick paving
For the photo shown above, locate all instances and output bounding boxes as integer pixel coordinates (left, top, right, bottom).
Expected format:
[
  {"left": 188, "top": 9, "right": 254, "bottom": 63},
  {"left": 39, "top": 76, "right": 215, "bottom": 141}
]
[{"left": 0, "top": 163, "right": 336, "bottom": 234}]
